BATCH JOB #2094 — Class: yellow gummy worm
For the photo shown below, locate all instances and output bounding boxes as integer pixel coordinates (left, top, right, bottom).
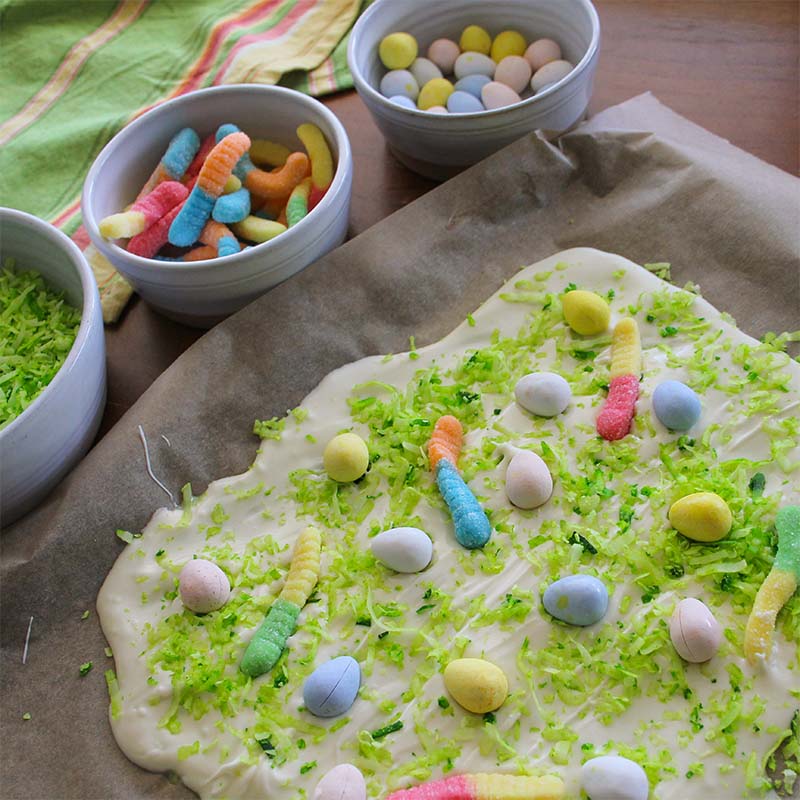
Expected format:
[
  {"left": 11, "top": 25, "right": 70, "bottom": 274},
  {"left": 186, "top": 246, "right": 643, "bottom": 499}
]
[
  {"left": 473, "top": 773, "right": 565, "bottom": 799},
  {"left": 223, "top": 174, "right": 242, "bottom": 194},
  {"left": 249, "top": 139, "right": 291, "bottom": 167},
  {"left": 280, "top": 525, "right": 321, "bottom": 607},
  {"left": 231, "top": 216, "right": 287, "bottom": 243},
  {"left": 297, "top": 123, "right": 334, "bottom": 190},
  {"left": 744, "top": 570, "right": 797, "bottom": 664},
  {"left": 609, "top": 317, "right": 641, "bottom": 379}
]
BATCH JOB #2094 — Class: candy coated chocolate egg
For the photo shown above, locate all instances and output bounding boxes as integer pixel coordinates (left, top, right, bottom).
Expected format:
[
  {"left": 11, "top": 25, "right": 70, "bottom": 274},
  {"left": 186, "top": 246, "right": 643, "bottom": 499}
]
[
  {"left": 652, "top": 380, "right": 701, "bottom": 431},
  {"left": 481, "top": 81, "right": 521, "bottom": 110},
  {"left": 490, "top": 30, "right": 527, "bottom": 63},
  {"left": 581, "top": 755, "right": 649, "bottom": 800},
  {"left": 426, "top": 105, "right": 449, "bottom": 114},
  {"left": 444, "top": 658, "right": 508, "bottom": 714},
  {"left": 447, "top": 90, "right": 484, "bottom": 113},
  {"left": 562, "top": 289, "right": 610, "bottom": 335},
  {"left": 531, "top": 59, "right": 574, "bottom": 93},
  {"left": 417, "top": 77, "right": 455, "bottom": 110},
  {"left": 323, "top": 433, "right": 369, "bottom": 482},
  {"left": 454, "top": 74, "right": 492, "bottom": 98},
  {"left": 524, "top": 38, "right": 562, "bottom": 71},
  {"left": 670, "top": 598, "right": 722, "bottom": 662},
  {"left": 543, "top": 575, "right": 608, "bottom": 626},
  {"left": 389, "top": 95, "right": 416, "bottom": 109},
  {"left": 409, "top": 57, "right": 442, "bottom": 88},
  {"left": 494, "top": 55, "right": 532, "bottom": 93},
  {"left": 380, "top": 69, "right": 419, "bottom": 101},
  {"left": 303, "top": 656, "right": 361, "bottom": 718},
  {"left": 371, "top": 527, "right": 433, "bottom": 573},
  {"left": 313, "top": 763, "right": 367, "bottom": 800},
  {"left": 179, "top": 559, "right": 230, "bottom": 613},
  {"left": 379, "top": 32, "right": 418, "bottom": 70},
  {"left": 459, "top": 24, "right": 492, "bottom": 55},
  {"left": 427, "top": 38, "right": 460, "bottom": 73},
  {"left": 454, "top": 52, "right": 496, "bottom": 80},
  {"left": 669, "top": 492, "right": 732, "bottom": 542},
  {"left": 514, "top": 372, "right": 571, "bottom": 417},
  {"left": 505, "top": 451, "right": 553, "bottom": 509}
]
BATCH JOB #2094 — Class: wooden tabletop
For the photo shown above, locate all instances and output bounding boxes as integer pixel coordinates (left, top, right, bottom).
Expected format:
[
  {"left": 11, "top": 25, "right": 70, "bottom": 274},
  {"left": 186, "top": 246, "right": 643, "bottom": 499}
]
[{"left": 100, "top": 0, "right": 799, "bottom": 438}]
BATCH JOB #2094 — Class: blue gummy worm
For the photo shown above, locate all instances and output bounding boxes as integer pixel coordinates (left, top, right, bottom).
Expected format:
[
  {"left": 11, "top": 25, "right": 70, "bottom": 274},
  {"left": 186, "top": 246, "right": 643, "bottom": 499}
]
[
  {"left": 435, "top": 459, "right": 492, "bottom": 549},
  {"left": 215, "top": 122, "right": 255, "bottom": 181},
  {"left": 212, "top": 189, "right": 251, "bottom": 224},
  {"left": 217, "top": 236, "right": 240, "bottom": 258},
  {"left": 161, "top": 127, "right": 200, "bottom": 180},
  {"left": 168, "top": 186, "right": 215, "bottom": 246}
]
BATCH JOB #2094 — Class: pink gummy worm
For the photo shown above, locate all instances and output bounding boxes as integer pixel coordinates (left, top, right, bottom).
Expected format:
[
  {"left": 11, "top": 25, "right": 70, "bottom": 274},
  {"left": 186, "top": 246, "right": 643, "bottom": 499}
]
[
  {"left": 127, "top": 202, "right": 183, "bottom": 258},
  {"left": 184, "top": 134, "right": 215, "bottom": 180},
  {"left": 132, "top": 181, "right": 188, "bottom": 225},
  {"left": 596, "top": 373, "right": 639, "bottom": 441},
  {"left": 386, "top": 775, "right": 472, "bottom": 800}
]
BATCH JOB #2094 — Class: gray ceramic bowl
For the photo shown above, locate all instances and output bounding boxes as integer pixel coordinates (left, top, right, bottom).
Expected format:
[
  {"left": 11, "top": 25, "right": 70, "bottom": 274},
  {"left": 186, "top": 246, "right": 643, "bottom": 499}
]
[{"left": 0, "top": 208, "right": 106, "bottom": 528}]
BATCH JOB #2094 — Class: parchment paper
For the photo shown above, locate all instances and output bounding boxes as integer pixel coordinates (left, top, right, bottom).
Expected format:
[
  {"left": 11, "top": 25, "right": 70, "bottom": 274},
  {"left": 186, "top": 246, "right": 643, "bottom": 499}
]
[{"left": 1, "top": 93, "right": 798, "bottom": 800}]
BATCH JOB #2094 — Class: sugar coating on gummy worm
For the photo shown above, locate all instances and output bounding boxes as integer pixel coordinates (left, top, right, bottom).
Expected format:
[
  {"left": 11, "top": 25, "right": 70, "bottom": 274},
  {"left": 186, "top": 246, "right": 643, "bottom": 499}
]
[
  {"left": 241, "top": 525, "right": 321, "bottom": 678},
  {"left": 137, "top": 127, "right": 200, "bottom": 199},
  {"left": 286, "top": 178, "right": 311, "bottom": 228},
  {"left": 99, "top": 181, "right": 188, "bottom": 239},
  {"left": 596, "top": 317, "right": 641, "bottom": 441},
  {"left": 297, "top": 123, "right": 333, "bottom": 210},
  {"left": 385, "top": 773, "right": 565, "bottom": 799},
  {"left": 428, "top": 416, "right": 492, "bottom": 549}
]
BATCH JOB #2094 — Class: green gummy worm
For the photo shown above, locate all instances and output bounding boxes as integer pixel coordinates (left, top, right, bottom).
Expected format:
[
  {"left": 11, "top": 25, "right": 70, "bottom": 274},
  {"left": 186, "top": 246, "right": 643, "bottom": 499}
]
[
  {"left": 286, "top": 195, "right": 308, "bottom": 228},
  {"left": 774, "top": 505, "right": 800, "bottom": 580},
  {"left": 240, "top": 598, "right": 301, "bottom": 677}
]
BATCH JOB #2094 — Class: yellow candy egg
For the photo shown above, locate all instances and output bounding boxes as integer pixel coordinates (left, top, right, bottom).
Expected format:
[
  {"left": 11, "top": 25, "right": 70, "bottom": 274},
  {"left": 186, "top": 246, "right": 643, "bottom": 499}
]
[
  {"left": 417, "top": 78, "right": 455, "bottom": 110},
  {"left": 443, "top": 658, "right": 508, "bottom": 714},
  {"left": 490, "top": 30, "right": 527, "bottom": 63},
  {"left": 459, "top": 24, "right": 492, "bottom": 55},
  {"left": 562, "top": 290, "right": 611, "bottom": 335},
  {"left": 668, "top": 492, "right": 733, "bottom": 543},
  {"left": 323, "top": 433, "right": 370, "bottom": 482},
  {"left": 379, "top": 32, "right": 418, "bottom": 70}
]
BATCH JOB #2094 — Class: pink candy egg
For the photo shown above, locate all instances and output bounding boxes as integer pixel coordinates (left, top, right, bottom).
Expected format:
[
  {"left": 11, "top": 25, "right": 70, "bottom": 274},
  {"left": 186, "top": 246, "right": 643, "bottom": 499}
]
[
  {"left": 178, "top": 558, "right": 230, "bottom": 613},
  {"left": 427, "top": 38, "right": 460, "bottom": 74},
  {"left": 669, "top": 598, "right": 722, "bottom": 663},
  {"left": 525, "top": 38, "right": 562, "bottom": 71},
  {"left": 494, "top": 55, "right": 532, "bottom": 93},
  {"left": 426, "top": 105, "right": 449, "bottom": 114},
  {"left": 481, "top": 81, "right": 521, "bottom": 110},
  {"left": 531, "top": 59, "right": 574, "bottom": 93}
]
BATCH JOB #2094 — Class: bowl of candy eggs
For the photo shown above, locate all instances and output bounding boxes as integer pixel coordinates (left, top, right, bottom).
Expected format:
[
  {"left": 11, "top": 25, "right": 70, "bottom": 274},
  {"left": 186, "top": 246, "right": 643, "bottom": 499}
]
[
  {"left": 347, "top": 0, "right": 600, "bottom": 179},
  {"left": 0, "top": 207, "right": 106, "bottom": 527},
  {"left": 82, "top": 85, "right": 353, "bottom": 328}
]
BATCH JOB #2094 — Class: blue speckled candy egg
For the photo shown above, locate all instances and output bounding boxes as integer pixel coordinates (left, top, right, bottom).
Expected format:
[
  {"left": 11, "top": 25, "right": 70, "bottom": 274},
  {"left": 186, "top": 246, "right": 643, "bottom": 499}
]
[
  {"left": 388, "top": 95, "right": 416, "bottom": 109},
  {"left": 454, "top": 74, "right": 492, "bottom": 98},
  {"left": 303, "top": 656, "right": 361, "bottom": 717},
  {"left": 447, "top": 90, "right": 484, "bottom": 113},
  {"left": 543, "top": 575, "right": 609, "bottom": 626},
  {"left": 380, "top": 69, "right": 419, "bottom": 101},
  {"left": 652, "top": 380, "right": 701, "bottom": 431}
]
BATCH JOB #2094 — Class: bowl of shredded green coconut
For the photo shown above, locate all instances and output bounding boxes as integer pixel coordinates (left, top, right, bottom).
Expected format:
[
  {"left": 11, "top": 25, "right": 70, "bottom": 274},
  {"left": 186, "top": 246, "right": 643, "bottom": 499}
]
[{"left": 0, "top": 207, "right": 106, "bottom": 527}]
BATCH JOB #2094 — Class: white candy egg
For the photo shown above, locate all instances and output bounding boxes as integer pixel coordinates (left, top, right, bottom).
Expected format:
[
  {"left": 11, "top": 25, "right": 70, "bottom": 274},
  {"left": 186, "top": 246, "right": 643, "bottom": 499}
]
[
  {"left": 514, "top": 372, "right": 571, "bottom": 417},
  {"left": 669, "top": 597, "right": 722, "bottom": 662},
  {"left": 581, "top": 755, "right": 649, "bottom": 800},
  {"left": 380, "top": 69, "right": 419, "bottom": 101},
  {"left": 454, "top": 51, "right": 496, "bottom": 80},
  {"left": 313, "top": 763, "right": 367, "bottom": 800},
  {"left": 531, "top": 59, "right": 574, "bottom": 93},
  {"left": 409, "top": 57, "right": 442, "bottom": 88},
  {"left": 371, "top": 527, "right": 433, "bottom": 573},
  {"left": 505, "top": 450, "right": 553, "bottom": 509},
  {"left": 178, "top": 559, "right": 230, "bottom": 613}
]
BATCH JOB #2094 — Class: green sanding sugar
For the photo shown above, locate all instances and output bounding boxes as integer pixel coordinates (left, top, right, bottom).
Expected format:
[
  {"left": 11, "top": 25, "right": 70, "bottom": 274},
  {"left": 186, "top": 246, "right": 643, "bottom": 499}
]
[{"left": 0, "top": 259, "right": 81, "bottom": 428}]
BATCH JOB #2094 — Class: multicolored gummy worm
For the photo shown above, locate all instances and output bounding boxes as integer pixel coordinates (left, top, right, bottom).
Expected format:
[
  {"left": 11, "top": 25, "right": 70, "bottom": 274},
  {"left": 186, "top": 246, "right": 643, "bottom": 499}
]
[
  {"left": 428, "top": 416, "right": 492, "bottom": 550},
  {"left": 99, "top": 180, "right": 188, "bottom": 239},
  {"left": 744, "top": 505, "right": 800, "bottom": 664},
  {"left": 596, "top": 317, "right": 641, "bottom": 441},
  {"left": 241, "top": 525, "right": 321, "bottom": 678},
  {"left": 385, "top": 773, "right": 565, "bottom": 800},
  {"left": 297, "top": 122, "right": 333, "bottom": 210},
  {"left": 286, "top": 178, "right": 311, "bottom": 228},
  {"left": 137, "top": 127, "right": 200, "bottom": 199}
]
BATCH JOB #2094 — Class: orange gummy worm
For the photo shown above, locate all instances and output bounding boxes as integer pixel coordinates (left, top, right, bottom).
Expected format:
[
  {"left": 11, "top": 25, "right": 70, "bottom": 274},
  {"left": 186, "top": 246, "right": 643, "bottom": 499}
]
[
  {"left": 245, "top": 152, "right": 309, "bottom": 200},
  {"left": 197, "top": 131, "right": 251, "bottom": 198},
  {"left": 199, "top": 220, "right": 235, "bottom": 247},
  {"left": 183, "top": 244, "right": 218, "bottom": 262},
  {"left": 428, "top": 415, "right": 463, "bottom": 470}
]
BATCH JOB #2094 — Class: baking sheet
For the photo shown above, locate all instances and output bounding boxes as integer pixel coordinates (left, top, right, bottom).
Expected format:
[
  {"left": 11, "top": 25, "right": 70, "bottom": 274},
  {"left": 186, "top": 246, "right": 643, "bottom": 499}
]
[{"left": 1, "top": 92, "right": 798, "bottom": 800}]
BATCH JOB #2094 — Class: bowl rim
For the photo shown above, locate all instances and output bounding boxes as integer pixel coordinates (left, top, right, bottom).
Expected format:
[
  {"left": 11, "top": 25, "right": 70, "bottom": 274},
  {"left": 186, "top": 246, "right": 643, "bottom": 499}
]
[
  {"left": 81, "top": 84, "right": 353, "bottom": 273},
  {"left": 347, "top": 0, "right": 601, "bottom": 120},
  {"left": 0, "top": 207, "right": 102, "bottom": 441}
]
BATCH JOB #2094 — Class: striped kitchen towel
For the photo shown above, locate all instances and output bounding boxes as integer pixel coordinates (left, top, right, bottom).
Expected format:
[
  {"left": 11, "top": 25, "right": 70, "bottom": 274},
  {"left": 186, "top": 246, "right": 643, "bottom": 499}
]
[{"left": 0, "top": 0, "right": 363, "bottom": 323}]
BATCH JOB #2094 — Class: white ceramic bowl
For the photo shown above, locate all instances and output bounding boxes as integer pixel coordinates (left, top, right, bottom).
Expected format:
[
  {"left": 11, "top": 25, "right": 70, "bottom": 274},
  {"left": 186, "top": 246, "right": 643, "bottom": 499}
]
[
  {"left": 82, "top": 85, "right": 353, "bottom": 327},
  {"left": 347, "top": 0, "right": 600, "bottom": 179},
  {"left": 0, "top": 208, "right": 106, "bottom": 528}
]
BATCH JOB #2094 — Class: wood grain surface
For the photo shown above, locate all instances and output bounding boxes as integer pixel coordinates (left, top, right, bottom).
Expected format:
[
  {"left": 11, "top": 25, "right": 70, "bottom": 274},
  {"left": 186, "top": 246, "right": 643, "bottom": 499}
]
[{"left": 100, "top": 0, "right": 798, "bottom": 437}]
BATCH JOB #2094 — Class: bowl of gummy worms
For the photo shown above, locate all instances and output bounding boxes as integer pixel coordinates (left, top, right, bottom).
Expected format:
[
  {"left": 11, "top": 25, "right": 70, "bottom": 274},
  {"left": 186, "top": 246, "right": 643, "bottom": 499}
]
[{"left": 82, "top": 84, "right": 353, "bottom": 328}]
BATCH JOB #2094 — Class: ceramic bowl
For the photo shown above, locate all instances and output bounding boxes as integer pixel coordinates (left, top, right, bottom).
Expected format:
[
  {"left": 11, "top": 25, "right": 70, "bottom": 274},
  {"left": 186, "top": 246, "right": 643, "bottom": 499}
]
[
  {"left": 0, "top": 208, "right": 106, "bottom": 528},
  {"left": 347, "top": 0, "right": 600, "bottom": 180},
  {"left": 82, "top": 85, "right": 353, "bottom": 328}
]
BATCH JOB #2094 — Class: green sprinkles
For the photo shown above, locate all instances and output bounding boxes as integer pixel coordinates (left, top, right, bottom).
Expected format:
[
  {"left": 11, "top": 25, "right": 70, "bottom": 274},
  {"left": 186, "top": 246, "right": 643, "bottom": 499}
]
[{"left": 79, "top": 662, "right": 93, "bottom": 677}]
